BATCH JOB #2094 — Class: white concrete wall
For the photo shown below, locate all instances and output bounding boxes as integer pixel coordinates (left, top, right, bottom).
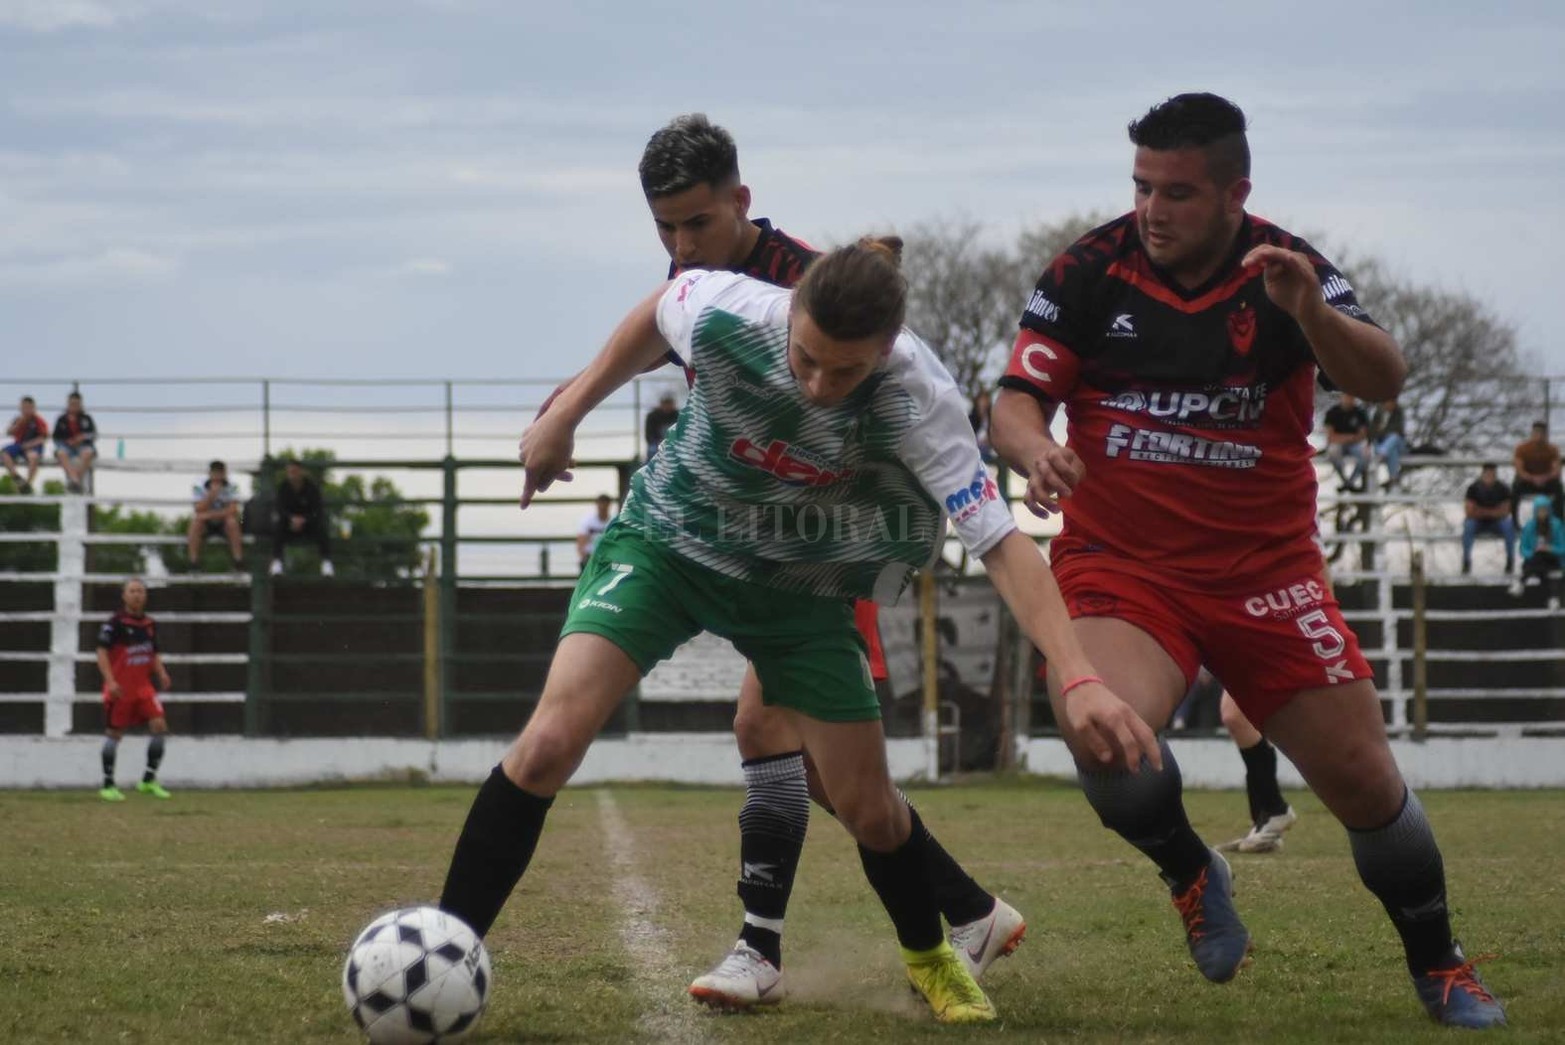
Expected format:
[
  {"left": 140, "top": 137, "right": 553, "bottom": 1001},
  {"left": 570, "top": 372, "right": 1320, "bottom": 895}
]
[
  {"left": 0, "top": 735, "right": 934, "bottom": 789},
  {"left": 1021, "top": 735, "right": 1565, "bottom": 790}
]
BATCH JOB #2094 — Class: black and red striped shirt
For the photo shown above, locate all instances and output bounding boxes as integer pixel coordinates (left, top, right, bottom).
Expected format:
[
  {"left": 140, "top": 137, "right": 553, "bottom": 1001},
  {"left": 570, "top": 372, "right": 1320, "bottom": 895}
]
[
  {"left": 1000, "top": 212, "right": 1378, "bottom": 590},
  {"left": 97, "top": 611, "right": 159, "bottom": 690}
]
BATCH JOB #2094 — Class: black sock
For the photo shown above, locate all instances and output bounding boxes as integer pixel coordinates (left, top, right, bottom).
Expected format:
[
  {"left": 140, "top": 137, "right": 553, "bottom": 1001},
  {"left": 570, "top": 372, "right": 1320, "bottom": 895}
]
[
  {"left": 735, "top": 752, "right": 809, "bottom": 968},
  {"left": 857, "top": 807, "right": 944, "bottom": 951},
  {"left": 1081, "top": 739, "right": 1211, "bottom": 890},
  {"left": 1349, "top": 788, "right": 1456, "bottom": 974},
  {"left": 101, "top": 737, "right": 118, "bottom": 788},
  {"left": 1237, "top": 738, "right": 1287, "bottom": 824},
  {"left": 438, "top": 765, "right": 554, "bottom": 938},
  {"left": 143, "top": 735, "right": 165, "bottom": 784},
  {"left": 897, "top": 790, "right": 994, "bottom": 926}
]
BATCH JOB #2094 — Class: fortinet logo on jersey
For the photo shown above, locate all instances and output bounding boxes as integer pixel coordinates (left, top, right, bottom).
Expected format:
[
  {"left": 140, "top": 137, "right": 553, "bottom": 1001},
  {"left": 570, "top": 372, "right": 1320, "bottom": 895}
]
[
  {"left": 729, "top": 438, "right": 852, "bottom": 486},
  {"left": 1104, "top": 423, "right": 1261, "bottom": 468},
  {"left": 1108, "top": 313, "right": 1137, "bottom": 338},
  {"left": 1321, "top": 275, "right": 1353, "bottom": 301},
  {"left": 1099, "top": 385, "right": 1268, "bottom": 427},
  {"left": 944, "top": 467, "right": 1000, "bottom": 522},
  {"left": 1024, "top": 290, "right": 1061, "bottom": 323}
]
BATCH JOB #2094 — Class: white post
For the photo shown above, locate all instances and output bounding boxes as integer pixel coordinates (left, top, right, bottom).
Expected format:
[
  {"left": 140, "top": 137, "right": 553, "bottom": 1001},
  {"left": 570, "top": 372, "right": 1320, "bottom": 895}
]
[
  {"left": 1380, "top": 541, "right": 1406, "bottom": 730},
  {"left": 47, "top": 500, "right": 88, "bottom": 737}
]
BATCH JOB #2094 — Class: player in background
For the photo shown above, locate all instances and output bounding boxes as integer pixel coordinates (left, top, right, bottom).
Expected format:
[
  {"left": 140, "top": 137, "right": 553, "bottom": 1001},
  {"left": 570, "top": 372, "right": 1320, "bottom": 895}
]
[
  {"left": 53, "top": 391, "right": 98, "bottom": 494},
  {"left": 438, "top": 238, "right": 1154, "bottom": 1023},
  {"left": 97, "top": 578, "right": 173, "bottom": 801},
  {"left": 1214, "top": 691, "right": 1296, "bottom": 853},
  {"left": 2, "top": 395, "right": 50, "bottom": 494},
  {"left": 539, "top": 115, "right": 1023, "bottom": 1007},
  {"left": 990, "top": 93, "right": 1503, "bottom": 1028}
]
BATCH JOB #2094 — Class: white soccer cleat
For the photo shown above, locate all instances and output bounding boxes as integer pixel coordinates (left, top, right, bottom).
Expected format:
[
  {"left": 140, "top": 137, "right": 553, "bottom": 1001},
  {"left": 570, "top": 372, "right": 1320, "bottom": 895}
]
[
  {"left": 321, "top": 559, "right": 335, "bottom": 577},
  {"left": 1233, "top": 806, "right": 1299, "bottom": 853},
  {"left": 950, "top": 898, "right": 1026, "bottom": 979},
  {"left": 688, "top": 942, "right": 785, "bottom": 1010},
  {"left": 269, "top": 559, "right": 284, "bottom": 576}
]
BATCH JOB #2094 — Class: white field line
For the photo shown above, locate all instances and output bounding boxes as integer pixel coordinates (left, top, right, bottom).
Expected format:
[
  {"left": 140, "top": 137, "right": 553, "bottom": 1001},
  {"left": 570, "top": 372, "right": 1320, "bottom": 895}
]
[{"left": 594, "top": 789, "right": 708, "bottom": 1044}]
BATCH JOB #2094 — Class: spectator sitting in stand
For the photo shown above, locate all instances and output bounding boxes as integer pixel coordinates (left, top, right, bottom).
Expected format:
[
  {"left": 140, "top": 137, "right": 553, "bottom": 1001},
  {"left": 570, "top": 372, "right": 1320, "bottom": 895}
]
[
  {"left": 1370, "top": 397, "right": 1407, "bottom": 490},
  {"left": 1513, "top": 494, "right": 1565, "bottom": 606},
  {"left": 187, "top": 460, "right": 245, "bottom": 568},
  {"left": 53, "top": 392, "right": 98, "bottom": 494},
  {"left": 644, "top": 393, "right": 680, "bottom": 460},
  {"left": 969, "top": 389, "right": 997, "bottom": 464},
  {"left": 1322, "top": 392, "right": 1370, "bottom": 491},
  {"left": 1511, "top": 420, "right": 1563, "bottom": 528},
  {"left": 271, "top": 458, "right": 334, "bottom": 577},
  {"left": 576, "top": 493, "right": 615, "bottom": 571},
  {"left": 2, "top": 396, "right": 50, "bottom": 494},
  {"left": 1461, "top": 463, "right": 1515, "bottom": 576}
]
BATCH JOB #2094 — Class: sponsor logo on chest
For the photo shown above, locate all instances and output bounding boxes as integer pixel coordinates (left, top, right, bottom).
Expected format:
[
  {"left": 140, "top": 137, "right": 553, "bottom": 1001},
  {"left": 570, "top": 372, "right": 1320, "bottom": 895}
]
[{"left": 729, "top": 438, "right": 852, "bottom": 487}]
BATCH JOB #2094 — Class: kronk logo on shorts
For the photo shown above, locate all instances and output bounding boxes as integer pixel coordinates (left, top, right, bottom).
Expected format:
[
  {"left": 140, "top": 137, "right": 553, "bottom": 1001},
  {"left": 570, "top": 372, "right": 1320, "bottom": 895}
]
[
  {"left": 729, "top": 437, "right": 852, "bottom": 487},
  {"left": 1227, "top": 302, "right": 1257, "bottom": 357}
]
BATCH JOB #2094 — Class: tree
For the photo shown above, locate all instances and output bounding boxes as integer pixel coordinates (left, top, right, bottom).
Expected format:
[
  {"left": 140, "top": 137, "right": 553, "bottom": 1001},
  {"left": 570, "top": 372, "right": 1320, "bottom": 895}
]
[
  {"left": 901, "top": 212, "right": 1116, "bottom": 399},
  {"left": 0, "top": 477, "right": 62, "bottom": 572},
  {"left": 86, "top": 503, "right": 170, "bottom": 576}
]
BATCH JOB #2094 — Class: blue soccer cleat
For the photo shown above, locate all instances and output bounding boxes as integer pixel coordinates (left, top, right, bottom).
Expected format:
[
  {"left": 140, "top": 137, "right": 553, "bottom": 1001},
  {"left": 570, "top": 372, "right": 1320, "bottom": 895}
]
[
  {"left": 1165, "top": 849, "right": 1251, "bottom": 983},
  {"left": 1413, "top": 945, "right": 1506, "bottom": 1029}
]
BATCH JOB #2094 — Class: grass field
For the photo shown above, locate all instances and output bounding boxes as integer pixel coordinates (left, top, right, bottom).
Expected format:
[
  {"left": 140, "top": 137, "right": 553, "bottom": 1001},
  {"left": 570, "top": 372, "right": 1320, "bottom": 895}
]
[{"left": 2, "top": 778, "right": 1562, "bottom": 1044}]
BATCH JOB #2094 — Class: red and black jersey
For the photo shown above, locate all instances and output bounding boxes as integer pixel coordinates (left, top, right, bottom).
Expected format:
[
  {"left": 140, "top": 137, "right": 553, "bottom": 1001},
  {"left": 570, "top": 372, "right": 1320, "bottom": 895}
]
[
  {"left": 1000, "top": 212, "right": 1379, "bottom": 591},
  {"left": 7, "top": 414, "right": 48, "bottom": 444},
  {"left": 664, "top": 218, "right": 818, "bottom": 382},
  {"left": 666, "top": 218, "right": 818, "bottom": 289},
  {"left": 53, "top": 411, "right": 98, "bottom": 444},
  {"left": 97, "top": 611, "right": 159, "bottom": 690}
]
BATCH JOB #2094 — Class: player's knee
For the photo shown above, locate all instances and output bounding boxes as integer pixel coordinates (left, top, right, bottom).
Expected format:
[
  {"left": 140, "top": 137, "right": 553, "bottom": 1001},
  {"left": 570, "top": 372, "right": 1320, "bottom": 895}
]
[
  {"left": 731, "top": 703, "right": 788, "bottom": 760},
  {"left": 1218, "top": 694, "right": 1246, "bottom": 734},
  {"left": 503, "top": 724, "right": 587, "bottom": 796},
  {"left": 831, "top": 784, "right": 904, "bottom": 851}
]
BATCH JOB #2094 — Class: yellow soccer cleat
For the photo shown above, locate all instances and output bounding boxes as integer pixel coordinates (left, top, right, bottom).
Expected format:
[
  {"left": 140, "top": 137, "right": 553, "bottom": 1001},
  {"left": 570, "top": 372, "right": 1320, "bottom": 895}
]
[{"left": 902, "top": 941, "right": 997, "bottom": 1024}]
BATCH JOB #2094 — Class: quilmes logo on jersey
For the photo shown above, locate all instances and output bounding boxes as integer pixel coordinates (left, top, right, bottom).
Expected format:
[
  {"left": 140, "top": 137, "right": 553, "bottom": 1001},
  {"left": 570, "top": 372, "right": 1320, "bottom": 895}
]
[
  {"left": 1024, "top": 290, "right": 1061, "bottom": 324},
  {"left": 1321, "top": 274, "right": 1353, "bottom": 301},
  {"left": 944, "top": 467, "right": 1000, "bottom": 522},
  {"left": 729, "top": 438, "right": 852, "bottom": 487},
  {"left": 1108, "top": 313, "right": 1137, "bottom": 338}
]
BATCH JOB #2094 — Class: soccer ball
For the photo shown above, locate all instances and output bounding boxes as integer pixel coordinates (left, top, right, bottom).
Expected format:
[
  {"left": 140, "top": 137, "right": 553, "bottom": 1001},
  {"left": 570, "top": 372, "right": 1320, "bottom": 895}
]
[{"left": 342, "top": 906, "right": 491, "bottom": 1044}]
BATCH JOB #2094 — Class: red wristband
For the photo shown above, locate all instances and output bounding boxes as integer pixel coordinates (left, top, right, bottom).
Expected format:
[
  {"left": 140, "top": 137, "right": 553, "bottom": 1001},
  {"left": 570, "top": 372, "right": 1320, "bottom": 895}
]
[{"left": 1060, "top": 674, "right": 1103, "bottom": 698}]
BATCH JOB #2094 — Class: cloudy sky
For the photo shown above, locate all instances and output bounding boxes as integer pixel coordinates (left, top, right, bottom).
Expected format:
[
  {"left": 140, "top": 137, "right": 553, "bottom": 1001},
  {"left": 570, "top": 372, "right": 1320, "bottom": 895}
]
[{"left": 3, "top": 0, "right": 1563, "bottom": 395}]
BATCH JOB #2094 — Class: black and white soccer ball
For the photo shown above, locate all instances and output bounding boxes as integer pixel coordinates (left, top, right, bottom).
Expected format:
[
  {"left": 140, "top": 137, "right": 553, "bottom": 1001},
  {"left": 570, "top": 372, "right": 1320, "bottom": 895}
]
[{"left": 342, "top": 906, "right": 491, "bottom": 1044}]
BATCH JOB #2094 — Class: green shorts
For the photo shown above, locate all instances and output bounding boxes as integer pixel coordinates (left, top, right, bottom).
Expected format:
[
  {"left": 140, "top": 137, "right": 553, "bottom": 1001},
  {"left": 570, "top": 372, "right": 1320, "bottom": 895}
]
[{"left": 561, "top": 524, "right": 878, "bottom": 721}]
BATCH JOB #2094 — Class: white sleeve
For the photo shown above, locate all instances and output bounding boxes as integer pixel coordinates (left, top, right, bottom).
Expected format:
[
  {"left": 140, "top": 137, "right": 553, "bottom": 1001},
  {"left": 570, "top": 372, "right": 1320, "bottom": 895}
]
[
  {"left": 899, "top": 389, "right": 1016, "bottom": 559},
  {"left": 656, "top": 270, "right": 790, "bottom": 367}
]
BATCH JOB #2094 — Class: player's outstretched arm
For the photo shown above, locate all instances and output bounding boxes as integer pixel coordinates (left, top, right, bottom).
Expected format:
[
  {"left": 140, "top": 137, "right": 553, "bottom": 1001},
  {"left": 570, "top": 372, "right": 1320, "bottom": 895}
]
[
  {"left": 990, "top": 390, "right": 1084, "bottom": 518},
  {"left": 1243, "top": 245, "right": 1406, "bottom": 400},
  {"left": 979, "top": 530, "right": 1161, "bottom": 772},
  {"left": 519, "top": 282, "right": 676, "bottom": 507}
]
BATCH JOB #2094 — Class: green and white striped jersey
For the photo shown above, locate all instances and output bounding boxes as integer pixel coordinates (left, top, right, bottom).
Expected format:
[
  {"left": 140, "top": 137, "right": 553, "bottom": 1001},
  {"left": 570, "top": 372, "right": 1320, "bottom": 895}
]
[{"left": 618, "top": 270, "right": 1014, "bottom": 603}]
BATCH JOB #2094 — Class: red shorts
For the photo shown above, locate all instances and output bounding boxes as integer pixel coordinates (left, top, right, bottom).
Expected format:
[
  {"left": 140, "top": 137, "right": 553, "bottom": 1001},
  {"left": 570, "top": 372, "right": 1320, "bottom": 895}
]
[
  {"left": 853, "top": 599, "right": 888, "bottom": 682},
  {"left": 1052, "top": 554, "right": 1373, "bottom": 727},
  {"left": 104, "top": 684, "right": 164, "bottom": 731}
]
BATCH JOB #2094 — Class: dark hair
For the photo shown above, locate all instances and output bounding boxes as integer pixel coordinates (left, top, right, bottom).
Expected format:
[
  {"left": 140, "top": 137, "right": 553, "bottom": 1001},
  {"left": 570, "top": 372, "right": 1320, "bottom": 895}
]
[
  {"left": 21, "top": 395, "right": 34, "bottom": 405},
  {"left": 639, "top": 113, "right": 740, "bottom": 198},
  {"left": 67, "top": 392, "right": 82, "bottom": 401},
  {"left": 209, "top": 459, "right": 226, "bottom": 472},
  {"left": 793, "top": 236, "right": 906, "bottom": 341},
  {"left": 1533, "top": 421, "right": 1548, "bottom": 431},
  {"left": 1481, "top": 462, "right": 1498, "bottom": 472},
  {"left": 1128, "top": 92, "right": 1250, "bottom": 185}
]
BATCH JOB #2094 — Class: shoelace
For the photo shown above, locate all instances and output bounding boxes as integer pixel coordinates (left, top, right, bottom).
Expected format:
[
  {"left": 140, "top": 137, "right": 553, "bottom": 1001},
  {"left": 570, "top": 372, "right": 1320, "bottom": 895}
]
[
  {"left": 924, "top": 957, "right": 987, "bottom": 1009},
  {"left": 715, "top": 947, "right": 769, "bottom": 978},
  {"left": 1170, "top": 866, "right": 1212, "bottom": 941},
  {"left": 1426, "top": 955, "right": 1499, "bottom": 1007}
]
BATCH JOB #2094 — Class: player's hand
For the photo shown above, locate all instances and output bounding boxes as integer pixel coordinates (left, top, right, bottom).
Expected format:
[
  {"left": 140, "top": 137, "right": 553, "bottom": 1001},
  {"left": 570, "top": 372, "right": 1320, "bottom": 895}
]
[
  {"left": 1023, "top": 441, "right": 1085, "bottom": 518},
  {"left": 1242, "top": 244, "right": 1323, "bottom": 320},
  {"left": 1061, "top": 681, "right": 1162, "bottom": 773},
  {"left": 517, "top": 416, "right": 576, "bottom": 509},
  {"left": 156, "top": 671, "right": 172, "bottom": 690},
  {"left": 107, "top": 680, "right": 123, "bottom": 700}
]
